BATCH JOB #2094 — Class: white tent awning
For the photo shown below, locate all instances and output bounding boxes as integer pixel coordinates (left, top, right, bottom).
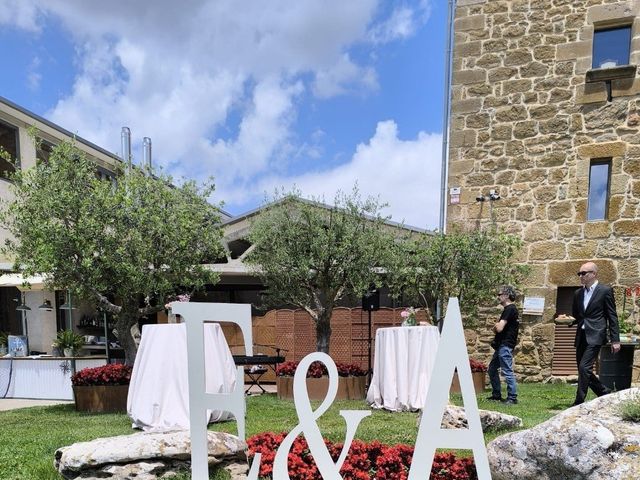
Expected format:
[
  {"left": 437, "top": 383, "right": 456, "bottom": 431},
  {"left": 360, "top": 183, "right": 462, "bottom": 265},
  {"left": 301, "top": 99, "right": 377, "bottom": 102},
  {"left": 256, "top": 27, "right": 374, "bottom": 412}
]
[{"left": 0, "top": 274, "right": 47, "bottom": 290}]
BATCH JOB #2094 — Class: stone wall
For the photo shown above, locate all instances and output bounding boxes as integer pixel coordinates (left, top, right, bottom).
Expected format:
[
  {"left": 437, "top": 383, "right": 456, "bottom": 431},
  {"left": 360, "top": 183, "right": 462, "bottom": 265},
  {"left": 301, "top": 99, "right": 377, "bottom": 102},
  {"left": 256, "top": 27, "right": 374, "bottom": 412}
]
[{"left": 448, "top": 0, "right": 640, "bottom": 381}]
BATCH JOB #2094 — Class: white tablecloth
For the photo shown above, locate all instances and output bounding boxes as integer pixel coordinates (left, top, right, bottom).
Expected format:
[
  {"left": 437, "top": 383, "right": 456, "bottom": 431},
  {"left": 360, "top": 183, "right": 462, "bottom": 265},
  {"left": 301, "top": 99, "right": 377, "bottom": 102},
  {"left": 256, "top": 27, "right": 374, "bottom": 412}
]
[
  {"left": 128, "top": 323, "right": 236, "bottom": 431},
  {"left": 366, "top": 326, "right": 440, "bottom": 411}
]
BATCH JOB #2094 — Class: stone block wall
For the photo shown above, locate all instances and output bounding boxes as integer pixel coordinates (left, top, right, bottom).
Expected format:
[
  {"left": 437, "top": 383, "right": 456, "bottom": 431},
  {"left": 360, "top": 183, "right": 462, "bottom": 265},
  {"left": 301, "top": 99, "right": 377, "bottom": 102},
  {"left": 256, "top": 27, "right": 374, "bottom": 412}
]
[{"left": 448, "top": 0, "right": 640, "bottom": 381}]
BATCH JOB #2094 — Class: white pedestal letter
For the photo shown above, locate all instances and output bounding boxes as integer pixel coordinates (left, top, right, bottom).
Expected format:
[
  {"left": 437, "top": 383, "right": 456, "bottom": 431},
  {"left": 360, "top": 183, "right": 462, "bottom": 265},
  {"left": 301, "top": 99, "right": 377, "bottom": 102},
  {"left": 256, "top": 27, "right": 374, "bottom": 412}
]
[
  {"left": 409, "top": 297, "right": 492, "bottom": 480},
  {"left": 172, "top": 302, "right": 253, "bottom": 480}
]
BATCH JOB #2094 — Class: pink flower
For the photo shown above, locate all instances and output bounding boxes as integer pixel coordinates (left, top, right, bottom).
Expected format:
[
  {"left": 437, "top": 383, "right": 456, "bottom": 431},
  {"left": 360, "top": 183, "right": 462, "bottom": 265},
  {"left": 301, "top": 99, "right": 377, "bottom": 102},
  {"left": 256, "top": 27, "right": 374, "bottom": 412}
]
[{"left": 400, "top": 311, "right": 409, "bottom": 318}]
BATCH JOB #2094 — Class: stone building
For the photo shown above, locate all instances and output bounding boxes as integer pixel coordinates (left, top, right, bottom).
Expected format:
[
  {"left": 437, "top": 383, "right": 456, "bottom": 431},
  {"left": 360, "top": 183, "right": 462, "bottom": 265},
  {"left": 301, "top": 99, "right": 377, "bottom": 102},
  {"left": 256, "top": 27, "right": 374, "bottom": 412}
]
[{"left": 447, "top": 0, "right": 640, "bottom": 381}]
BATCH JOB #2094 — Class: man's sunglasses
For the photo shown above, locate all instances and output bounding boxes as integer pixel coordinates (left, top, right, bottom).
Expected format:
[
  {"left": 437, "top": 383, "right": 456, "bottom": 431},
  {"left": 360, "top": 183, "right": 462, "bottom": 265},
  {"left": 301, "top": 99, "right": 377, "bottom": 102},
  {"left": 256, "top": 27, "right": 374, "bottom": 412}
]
[{"left": 577, "top": 271, "right": 594, "bottom": 277}]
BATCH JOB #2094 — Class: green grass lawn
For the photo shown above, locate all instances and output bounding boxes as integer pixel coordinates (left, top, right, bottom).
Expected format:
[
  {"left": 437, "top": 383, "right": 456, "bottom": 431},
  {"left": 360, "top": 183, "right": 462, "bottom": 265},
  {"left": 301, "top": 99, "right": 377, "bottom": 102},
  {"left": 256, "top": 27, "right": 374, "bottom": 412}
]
[{"left": 0, "top": 382, "right": 583, "bottom": 479}]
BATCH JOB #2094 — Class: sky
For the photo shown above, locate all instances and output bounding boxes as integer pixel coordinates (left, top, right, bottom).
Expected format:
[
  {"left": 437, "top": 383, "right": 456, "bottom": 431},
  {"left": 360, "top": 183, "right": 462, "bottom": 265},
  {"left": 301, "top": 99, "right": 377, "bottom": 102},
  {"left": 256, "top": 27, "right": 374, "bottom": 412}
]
[{"left": 0, "top": 0, "right": 447, "bottom": 230}]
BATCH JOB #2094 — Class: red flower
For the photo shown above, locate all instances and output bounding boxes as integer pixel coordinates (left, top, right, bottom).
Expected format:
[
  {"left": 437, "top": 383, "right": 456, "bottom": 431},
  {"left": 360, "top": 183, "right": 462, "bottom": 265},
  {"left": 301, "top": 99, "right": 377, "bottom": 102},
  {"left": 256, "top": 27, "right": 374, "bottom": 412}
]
[
  {"left": 469, "top": 359, "right": 487, "bottom": 373},
  {"left": 276, "top": 361, "right": 367, "bottom": 378},
  {"left": 71, "top": 364, "right": 132, "bottom": 386},
  {"left": 247, "top": 432, "right": 478, "bottom": 479}
]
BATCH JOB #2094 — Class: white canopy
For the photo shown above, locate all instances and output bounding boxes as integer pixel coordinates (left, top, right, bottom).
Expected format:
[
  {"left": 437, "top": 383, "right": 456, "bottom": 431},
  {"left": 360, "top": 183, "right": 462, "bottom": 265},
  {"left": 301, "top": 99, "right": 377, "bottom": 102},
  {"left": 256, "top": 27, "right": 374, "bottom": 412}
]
[{"left": 0, "top": 274, "right": 47, "bottom": 290}]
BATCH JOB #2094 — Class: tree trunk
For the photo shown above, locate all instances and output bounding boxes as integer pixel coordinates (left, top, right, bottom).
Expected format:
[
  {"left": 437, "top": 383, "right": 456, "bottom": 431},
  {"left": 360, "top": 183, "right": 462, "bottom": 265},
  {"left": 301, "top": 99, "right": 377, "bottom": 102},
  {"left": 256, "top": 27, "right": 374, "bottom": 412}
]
[
  {"left": 315, "top": 309, "right": 332, "bottom": 353},
  {"left": 115, "top": 302, "right": 140, "bottom": 366}
]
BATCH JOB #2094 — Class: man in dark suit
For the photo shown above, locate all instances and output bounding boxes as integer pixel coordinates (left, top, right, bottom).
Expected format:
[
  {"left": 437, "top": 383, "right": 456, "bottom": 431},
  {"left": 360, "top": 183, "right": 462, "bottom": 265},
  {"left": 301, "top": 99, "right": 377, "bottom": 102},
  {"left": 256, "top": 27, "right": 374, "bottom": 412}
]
[{"left": 570, "top": 261, "right": 620, "bottom": 406}]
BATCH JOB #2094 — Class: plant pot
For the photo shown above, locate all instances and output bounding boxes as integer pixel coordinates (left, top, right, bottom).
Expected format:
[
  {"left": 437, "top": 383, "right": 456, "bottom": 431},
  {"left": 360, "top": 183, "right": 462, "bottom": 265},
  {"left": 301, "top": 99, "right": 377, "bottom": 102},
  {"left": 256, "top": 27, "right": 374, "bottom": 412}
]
[
  {"left": 277, "top": 375, "right": 367, "bottom": 401},
  {"left": 73, "top": 385, "right": 129, "bottom": 413},
  {"left": 450, "top": 371, "right": 486, "bottom": 394},
  {"left": 600, "top": 344, "right": 636, "bottom": 391},
  {"left": 64, "top": 348, "right": 74, "bottom": 357}
]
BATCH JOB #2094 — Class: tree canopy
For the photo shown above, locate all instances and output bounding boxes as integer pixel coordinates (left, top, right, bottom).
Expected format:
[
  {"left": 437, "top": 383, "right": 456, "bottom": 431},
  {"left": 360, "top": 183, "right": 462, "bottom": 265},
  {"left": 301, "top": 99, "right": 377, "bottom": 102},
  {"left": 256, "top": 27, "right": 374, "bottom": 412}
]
[
  {"left": 246, "top": 189, "right": 399, "bottom": 353},
  {"left": 0, "top": 140, "right": 225, "bottom": 364},
  {"left": 388, "top": 228, "right": 529, "bottom": 325}
]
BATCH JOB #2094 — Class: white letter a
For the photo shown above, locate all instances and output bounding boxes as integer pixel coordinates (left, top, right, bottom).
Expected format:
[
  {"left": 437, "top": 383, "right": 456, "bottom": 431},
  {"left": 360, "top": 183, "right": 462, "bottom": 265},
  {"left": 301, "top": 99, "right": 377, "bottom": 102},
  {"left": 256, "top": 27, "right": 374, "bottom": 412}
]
[{"left": 408, "top": 297, "right": 492, "bottom": 480}]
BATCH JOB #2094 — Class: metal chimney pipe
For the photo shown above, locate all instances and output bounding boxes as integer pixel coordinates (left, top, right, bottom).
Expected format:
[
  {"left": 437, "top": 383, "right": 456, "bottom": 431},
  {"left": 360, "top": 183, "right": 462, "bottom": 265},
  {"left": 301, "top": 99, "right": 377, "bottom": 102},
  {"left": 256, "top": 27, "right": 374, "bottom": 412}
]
[
  {"left": 143, "top": 137, "right": 152, "bottom": 173},
  {"left": 121, "top": 127, "right": 132, "bottom": 175}
]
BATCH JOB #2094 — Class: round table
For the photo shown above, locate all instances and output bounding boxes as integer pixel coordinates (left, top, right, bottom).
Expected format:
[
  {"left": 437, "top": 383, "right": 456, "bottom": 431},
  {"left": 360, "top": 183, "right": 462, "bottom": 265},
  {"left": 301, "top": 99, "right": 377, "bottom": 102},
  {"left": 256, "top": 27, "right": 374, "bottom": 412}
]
[{"left": 366, "top": 325, "right": 440, "bottom": 411}]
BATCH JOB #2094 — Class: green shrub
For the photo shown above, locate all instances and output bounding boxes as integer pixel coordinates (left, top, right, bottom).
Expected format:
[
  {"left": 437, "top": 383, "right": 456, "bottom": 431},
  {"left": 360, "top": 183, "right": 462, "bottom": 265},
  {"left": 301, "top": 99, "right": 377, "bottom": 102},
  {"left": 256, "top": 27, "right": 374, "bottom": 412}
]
[{"left": 619, "top": 393, "right": 640, "bottom": 422}]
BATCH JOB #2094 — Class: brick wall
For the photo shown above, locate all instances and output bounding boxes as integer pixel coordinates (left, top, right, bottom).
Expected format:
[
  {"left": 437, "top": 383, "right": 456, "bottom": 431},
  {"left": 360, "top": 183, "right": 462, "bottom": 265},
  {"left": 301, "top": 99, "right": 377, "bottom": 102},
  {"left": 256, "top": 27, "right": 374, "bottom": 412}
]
[{"left": 221, "top": 307, "right": 430, "bottom": 382}]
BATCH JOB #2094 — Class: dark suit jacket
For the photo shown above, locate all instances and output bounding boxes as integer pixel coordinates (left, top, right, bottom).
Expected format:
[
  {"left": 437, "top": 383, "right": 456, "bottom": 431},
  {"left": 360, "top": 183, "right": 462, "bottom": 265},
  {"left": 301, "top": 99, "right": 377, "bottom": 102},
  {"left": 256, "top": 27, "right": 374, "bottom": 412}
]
[{"left": 571, "top": 283, "right": 620, "bottom": 347}]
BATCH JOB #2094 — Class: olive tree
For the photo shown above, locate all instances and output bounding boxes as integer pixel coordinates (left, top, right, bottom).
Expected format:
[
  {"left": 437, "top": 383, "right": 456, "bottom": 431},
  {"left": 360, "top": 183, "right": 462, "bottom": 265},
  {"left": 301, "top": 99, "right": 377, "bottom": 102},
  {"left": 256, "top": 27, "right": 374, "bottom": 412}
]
[
  {"left": 0, "top": 140, "right": 225, "bottom": 365},
  {"left": 388, "top": 228, "right": 529, "bottom": 325},
  {"left": 246, "top": 189, "right": 398, "bottom": 353}
]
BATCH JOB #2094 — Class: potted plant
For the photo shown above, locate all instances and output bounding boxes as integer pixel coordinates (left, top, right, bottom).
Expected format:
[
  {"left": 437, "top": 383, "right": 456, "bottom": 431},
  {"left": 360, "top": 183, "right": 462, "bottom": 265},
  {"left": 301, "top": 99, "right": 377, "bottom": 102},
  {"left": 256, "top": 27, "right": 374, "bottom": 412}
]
[
  {"left": 451, "top": 358, "right": 487, "bottom": 394},
  {"left": 71, "top": 363, "right": 132, "bottom": 412},
  {"left": 276, "top": 360, "right": 367, "bottom": 401},
  {"left": 0, "top": 331, "right": 7, "bottom": 355},
  {"left": 53, "top": 330, "right": 85, "bottom": 357}
]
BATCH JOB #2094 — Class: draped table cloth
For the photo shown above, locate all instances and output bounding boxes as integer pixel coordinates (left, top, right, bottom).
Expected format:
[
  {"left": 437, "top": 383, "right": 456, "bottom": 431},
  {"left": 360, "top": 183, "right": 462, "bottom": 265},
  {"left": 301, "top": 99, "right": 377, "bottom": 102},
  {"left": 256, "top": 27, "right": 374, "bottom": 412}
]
[
  {"left": 128, "top": 323, "right": 236, "bottom": 431},
  {"left": 366, "top": 325, "right": 440, "bottom": 411}
]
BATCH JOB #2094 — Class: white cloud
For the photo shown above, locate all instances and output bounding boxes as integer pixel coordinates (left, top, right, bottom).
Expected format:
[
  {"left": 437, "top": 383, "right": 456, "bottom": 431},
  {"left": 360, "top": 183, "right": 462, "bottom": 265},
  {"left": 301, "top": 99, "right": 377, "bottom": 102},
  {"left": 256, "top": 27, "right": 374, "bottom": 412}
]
[
  {"left": 368, "top": 2, "right": 432, "bottom": 44},
  {"left": 313, "top": 53, "right": 378, "bottom": 99},
  {"left": 27, "top": 56, "right": 42, "bottom": 91},
  {"left": 0, "top": 0, "right": 42, "bottom": 32},
  {"left": 4, "top": 1, "right": 438, "bottom": 225},
  {"left": 251, "top": 121, "right": 443, "bottom": 230}
]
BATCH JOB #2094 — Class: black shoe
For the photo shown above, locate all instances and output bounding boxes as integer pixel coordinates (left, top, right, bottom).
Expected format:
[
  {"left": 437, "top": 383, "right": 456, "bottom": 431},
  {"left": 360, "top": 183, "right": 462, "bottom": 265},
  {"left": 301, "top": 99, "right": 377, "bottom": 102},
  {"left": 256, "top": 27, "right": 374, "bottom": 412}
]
[
  {"left": 486, "top": 395, "right": 503, "bottom": 401},
  {"left": 501, "top": 398, "right": 518, "bottom": 405}
]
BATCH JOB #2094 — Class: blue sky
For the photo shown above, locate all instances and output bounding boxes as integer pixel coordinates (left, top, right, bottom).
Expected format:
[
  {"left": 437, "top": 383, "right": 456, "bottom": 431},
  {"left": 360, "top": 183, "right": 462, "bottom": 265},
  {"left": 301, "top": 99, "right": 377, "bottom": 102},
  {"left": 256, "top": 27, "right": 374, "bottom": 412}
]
[{"left": 0, "top": 0, "right": 446, "bottom": 229}]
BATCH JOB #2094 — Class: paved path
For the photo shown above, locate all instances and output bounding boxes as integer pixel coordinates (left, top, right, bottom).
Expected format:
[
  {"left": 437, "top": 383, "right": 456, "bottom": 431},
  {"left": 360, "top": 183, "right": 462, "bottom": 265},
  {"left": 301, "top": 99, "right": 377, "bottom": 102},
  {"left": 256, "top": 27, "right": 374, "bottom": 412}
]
[{"left": 0, "top": 398, "right": 73, "bottom": 411}]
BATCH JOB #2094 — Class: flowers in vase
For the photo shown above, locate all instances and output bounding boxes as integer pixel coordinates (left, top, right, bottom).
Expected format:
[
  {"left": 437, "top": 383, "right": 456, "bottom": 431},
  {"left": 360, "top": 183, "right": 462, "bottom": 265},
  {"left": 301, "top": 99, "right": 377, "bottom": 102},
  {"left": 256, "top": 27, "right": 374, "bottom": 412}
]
[{"left": 400, "top": 307, "right": 418, "bottom": 326}]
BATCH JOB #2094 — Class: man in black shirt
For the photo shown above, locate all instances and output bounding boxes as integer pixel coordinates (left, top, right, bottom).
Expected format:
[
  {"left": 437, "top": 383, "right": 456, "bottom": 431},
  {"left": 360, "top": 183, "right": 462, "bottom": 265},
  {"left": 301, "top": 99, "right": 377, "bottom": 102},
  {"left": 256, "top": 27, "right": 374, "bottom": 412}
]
[{"left": 487, "top": 285, "right": 519, "bottom": 404}]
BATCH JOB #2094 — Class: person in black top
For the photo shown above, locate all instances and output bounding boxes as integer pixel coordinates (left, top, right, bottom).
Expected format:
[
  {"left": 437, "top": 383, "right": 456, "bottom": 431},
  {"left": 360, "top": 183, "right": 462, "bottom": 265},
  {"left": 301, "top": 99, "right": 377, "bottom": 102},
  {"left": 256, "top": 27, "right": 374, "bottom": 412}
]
[{"left": 487, "top": 285, "right": 519, "bottom": 404}]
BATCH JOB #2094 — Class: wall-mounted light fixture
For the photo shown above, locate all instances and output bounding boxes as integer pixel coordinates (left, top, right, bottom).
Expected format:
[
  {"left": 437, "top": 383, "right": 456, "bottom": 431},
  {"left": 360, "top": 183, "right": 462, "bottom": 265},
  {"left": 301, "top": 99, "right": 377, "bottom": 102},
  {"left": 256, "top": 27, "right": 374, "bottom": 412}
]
[{"left": 38, "top": 299, "right": 53, "bottom": 311}]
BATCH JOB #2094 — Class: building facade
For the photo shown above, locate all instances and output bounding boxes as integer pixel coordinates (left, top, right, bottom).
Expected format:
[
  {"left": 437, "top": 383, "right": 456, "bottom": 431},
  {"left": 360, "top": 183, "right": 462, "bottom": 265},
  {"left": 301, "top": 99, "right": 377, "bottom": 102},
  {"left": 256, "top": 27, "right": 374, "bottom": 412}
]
[
  {"left": 0, "top": 96, "right": 126, "bottom": 354},
  {"left": 447, "top": 0, "right": 640, "bottom": 381}
]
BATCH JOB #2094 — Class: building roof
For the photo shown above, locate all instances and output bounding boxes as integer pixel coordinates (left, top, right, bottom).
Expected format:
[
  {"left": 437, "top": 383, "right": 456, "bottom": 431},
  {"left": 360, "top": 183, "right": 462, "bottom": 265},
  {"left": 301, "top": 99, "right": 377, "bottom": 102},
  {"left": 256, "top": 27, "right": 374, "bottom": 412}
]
[
  {"left": 222, "top": 196, "right": 430, "bottom": 234},
  {"left": 0, "top": 95, "right": 123, "bottom": 164}
]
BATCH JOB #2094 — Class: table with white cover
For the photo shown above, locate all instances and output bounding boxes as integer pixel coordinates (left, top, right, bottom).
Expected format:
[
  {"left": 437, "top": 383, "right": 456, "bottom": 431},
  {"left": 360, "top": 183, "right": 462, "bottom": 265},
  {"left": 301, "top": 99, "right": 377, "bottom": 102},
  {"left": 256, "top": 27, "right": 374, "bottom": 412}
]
[
  {"left": 366, "top": 326, "right": 440, "bottom": 411},
  {"left": 128, "top": 323, "right": 237, "bottom": 431}
]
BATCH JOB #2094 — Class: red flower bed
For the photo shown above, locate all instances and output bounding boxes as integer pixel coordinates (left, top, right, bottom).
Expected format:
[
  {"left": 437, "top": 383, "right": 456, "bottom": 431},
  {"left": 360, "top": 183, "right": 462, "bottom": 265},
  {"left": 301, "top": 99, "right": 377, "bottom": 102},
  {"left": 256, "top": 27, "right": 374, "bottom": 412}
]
[
  {"left": 276, "top": 361, "right": 367, "bottom": 378},
  {"left": 71, "top": 364, "right": 132, "bottom": 386},
  {"left": 247, "top": 432, "right": 477, "bottom": 480},
  {"left": 469, "top": 359, "right": 487, "bottom": 373}
]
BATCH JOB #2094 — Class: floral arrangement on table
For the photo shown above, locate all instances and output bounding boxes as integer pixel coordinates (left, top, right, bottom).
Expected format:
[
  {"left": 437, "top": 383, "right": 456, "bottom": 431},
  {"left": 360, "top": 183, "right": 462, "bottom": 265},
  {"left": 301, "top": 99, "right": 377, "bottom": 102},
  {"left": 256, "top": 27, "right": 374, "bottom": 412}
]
[
  {"left": 469, "top": 358, "right": 488, "bottom": 373},
  {"left": 247, "top": 432, "right": 478, "bottom": 480},
  {"left": 71, "top": 364, "right": 133, "bottom": 387},
  {"left": 400, "top": 307, "right": 418, "bottom": 326},
  {"left": 276, "top": 361, "right": 367, "bottom": 378}
]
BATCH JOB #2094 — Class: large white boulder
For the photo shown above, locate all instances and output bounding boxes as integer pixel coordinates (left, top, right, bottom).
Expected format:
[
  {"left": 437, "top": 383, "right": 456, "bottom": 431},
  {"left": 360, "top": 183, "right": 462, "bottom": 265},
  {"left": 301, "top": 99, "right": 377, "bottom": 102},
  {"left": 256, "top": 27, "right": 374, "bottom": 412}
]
[
  {"left": 54, "top": 430, "right": 248, "bottom": 479},
  {"left": 488, "top": 388, "right": 640, "bottom": 479}
]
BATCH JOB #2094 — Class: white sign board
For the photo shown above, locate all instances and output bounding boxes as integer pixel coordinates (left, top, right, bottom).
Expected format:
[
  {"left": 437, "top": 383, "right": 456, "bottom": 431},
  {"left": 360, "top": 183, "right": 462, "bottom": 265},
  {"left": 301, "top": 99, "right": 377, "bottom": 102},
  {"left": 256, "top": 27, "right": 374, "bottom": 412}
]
[{"left": 523, "top": 296, "right": 545, "bottom": 315}]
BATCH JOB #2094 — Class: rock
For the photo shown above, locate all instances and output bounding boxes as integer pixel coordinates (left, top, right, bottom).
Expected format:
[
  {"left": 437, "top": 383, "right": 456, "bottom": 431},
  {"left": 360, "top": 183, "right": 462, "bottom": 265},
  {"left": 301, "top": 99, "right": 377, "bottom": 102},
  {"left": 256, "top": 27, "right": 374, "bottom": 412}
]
[
  {"left": 442, "top": 405, "right": 523, "bottom": 431},
  {"left": 54, "top": 430, "right": 247, "bottom": 479},
  {"left": 417, "top": 405, "right": 523, "bottom": 432},
  {"left": 488, "top": 389, "right": 640, "bottom": 479}
]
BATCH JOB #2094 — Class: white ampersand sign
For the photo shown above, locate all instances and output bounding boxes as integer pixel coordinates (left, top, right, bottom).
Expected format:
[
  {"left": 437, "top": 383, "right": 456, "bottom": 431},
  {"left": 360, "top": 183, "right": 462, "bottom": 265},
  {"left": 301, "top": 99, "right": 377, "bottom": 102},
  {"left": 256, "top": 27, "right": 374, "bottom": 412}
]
[{"left": 251, "top": 352, "right": 371, "bottom": 480}]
